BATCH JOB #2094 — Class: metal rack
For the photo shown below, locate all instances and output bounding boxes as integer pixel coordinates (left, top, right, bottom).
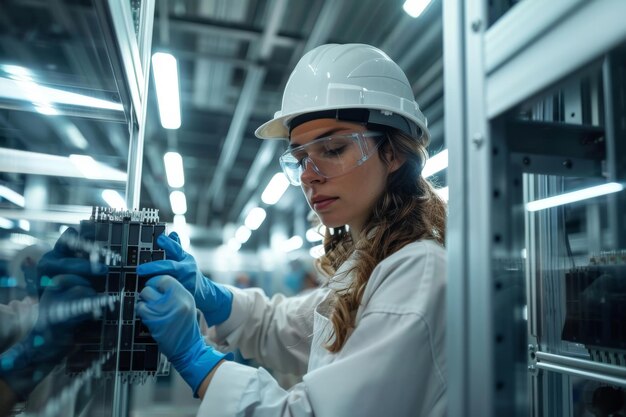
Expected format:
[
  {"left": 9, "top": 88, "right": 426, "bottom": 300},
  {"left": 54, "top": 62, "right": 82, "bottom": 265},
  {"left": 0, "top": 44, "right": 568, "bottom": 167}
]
[{"left": 444, "top": 0, "right": 626, "bottom": 415}]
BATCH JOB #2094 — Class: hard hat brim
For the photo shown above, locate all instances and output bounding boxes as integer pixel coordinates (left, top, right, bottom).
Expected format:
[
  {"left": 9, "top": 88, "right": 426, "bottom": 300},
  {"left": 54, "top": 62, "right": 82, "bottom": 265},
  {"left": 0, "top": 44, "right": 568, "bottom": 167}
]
[{"left": 255, "top": 104, "right": 430, "bottom": 145}]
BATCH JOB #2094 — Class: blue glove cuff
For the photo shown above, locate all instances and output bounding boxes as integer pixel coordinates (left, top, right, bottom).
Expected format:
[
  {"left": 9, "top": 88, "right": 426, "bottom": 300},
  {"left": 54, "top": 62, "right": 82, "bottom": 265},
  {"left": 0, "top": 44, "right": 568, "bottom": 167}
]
[
  {"left": 197, "top": 283, "right": 233, "bottom": 327},
  {"left": 172, "top": 339, "right": 233, "bottom": 397}
]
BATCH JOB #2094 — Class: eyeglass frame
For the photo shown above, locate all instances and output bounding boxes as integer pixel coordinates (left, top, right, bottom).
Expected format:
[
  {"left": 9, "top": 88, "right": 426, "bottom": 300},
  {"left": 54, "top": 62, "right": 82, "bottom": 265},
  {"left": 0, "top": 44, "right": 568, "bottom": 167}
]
[{"left": 279, "top": 131, "right": 386, "bottom": 186}]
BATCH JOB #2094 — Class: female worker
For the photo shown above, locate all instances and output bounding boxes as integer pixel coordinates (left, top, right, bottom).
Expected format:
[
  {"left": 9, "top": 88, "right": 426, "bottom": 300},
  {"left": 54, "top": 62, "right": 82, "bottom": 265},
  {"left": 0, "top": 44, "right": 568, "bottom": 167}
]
[{"left": 136, "top": 43, "right": 447, "bottom": 417}]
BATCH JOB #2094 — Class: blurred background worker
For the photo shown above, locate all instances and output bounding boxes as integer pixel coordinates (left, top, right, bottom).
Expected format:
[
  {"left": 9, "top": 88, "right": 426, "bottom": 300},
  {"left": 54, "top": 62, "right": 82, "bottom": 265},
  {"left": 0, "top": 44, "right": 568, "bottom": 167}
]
[
  {"left": 134, "top": 43, "right": 447, "bottom": 417},
  {"left": 281, "top": 256, "right": 320, "bottom": 296}
]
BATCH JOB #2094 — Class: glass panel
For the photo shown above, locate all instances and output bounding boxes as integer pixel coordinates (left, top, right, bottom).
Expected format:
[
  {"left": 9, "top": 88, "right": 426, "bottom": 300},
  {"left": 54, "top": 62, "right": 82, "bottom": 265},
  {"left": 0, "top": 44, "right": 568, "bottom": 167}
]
[
  {"left": 0, "top": 1, "right": 135, "bottom": 416},
  {"left": 493, "top": 41, "right": 626, "bottom": 416}
]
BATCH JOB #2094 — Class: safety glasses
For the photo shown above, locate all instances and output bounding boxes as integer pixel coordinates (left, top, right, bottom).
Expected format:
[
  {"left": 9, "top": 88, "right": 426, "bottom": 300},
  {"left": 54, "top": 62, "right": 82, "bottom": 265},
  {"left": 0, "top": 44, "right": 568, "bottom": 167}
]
[{"left": 279, "top": 131, "right": 385, "bottom": 186}]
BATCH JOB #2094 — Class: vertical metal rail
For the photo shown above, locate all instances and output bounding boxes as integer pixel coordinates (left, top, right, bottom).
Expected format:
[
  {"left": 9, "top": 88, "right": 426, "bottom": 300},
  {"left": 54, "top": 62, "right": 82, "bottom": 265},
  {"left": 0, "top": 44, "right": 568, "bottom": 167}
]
[
  {"left": 464, "top": 0, "right": 494, "bottom": 415},
  {"left": 103, "top": 2, "right": 155, "bottom": 417},
  {"left": 106, "top": 0, "right": 155, "bottom": 210},
  {"left": 442, "top": 1, "right": 466, "bottom": 414}
]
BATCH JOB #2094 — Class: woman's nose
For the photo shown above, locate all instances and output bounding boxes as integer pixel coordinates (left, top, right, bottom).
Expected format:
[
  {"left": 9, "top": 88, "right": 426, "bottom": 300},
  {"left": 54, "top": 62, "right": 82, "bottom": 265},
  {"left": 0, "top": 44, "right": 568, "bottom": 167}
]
[{"left": 300, "top": 158, "right": 324, "bottom": 185}]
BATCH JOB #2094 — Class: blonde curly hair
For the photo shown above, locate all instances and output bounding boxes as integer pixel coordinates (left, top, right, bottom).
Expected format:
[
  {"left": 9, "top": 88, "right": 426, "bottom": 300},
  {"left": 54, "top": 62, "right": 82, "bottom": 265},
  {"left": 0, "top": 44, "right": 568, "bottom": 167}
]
[{"left": 315, "top": 128, "right": 446, "bottom": 352}]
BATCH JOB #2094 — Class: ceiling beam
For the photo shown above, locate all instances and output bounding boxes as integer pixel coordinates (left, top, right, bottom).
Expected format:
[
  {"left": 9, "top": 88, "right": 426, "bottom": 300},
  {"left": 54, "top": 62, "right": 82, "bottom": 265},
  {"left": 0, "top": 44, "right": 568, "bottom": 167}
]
[
  {"left": 160, "top": 13, "right": 299, "bottom": 47},
  {"left": 228, "top": 139, "right": 280, "bottom": 223},
  {"left": 227, "top": 0, "right": 345, "bottom": 229},
  {"left": 196, "top": 0, "right": 289, "bottom": 226}
]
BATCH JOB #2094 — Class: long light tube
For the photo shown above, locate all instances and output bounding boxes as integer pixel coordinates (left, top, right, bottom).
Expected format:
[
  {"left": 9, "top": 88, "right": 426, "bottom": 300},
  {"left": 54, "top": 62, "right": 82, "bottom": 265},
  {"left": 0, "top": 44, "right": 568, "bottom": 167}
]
[
  {"left": 244, "top": 207, "right": 266, "bottom": 231},
  {"left": 0, "top": 217, "right": 13, "bottom": 229},
  {"left": 1, "top": 65, "right": 123, "bottom": 112},
  {"left": 306, "top": 225, "right": 326, "bottom": 242},
  {"left": 422, "top": 149, "right": 448, "bottom": 178},
  {"left": 172, "top": 214, "right": 190, "bottom": 249},
  {"left": 69, "top": 154, "right": 127, "bottom": 181},
  {"left": 261, "top": 173, "right": 290, "bottom": 205},
  {"left": 227, "top": 238, "right": 241, "bottom": 252},
  {"left": 169, "top": 191, "right": 187, "bottom": 214},
  {"left": 402, "top": 0, "right": 434, "bottom": 18},
  {"left": 152, "top": 53, "right": 181, "bottom": 129},
  {"left": 435, "top": 186, "right": 449, "bottom": 202},
  {"left": 0, "top": 185, "right": 25, "bottom": 207},
  {"left": 0, "top": 149, "right": 126, "bottom": 182},
  {"left": 18, "top": 220, "right": 30, "bottom": 231},
  {"left": 235, "top": 226, "right": 252, "bottom": 244},
  {"left": 102, "top": 189, "right": 127, "bottom": 210},
  {"left": 164, "top": 152, "right": 185, "bottom": 188},
  {"left": 309, "top": 244, "right": 324, "bottom": 259},
  {"left": 281, "top": 236, "right": 303, "bottom": 253},
  {"left": 526, "top": 182, "right": 624, "bottom": 212}
]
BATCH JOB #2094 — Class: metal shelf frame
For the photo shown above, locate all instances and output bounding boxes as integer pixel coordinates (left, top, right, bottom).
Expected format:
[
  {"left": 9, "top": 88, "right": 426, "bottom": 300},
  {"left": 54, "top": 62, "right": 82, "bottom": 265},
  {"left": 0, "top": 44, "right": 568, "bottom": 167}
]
[{"left": 444, "top": 0, "right": 626, "bottom": 416}]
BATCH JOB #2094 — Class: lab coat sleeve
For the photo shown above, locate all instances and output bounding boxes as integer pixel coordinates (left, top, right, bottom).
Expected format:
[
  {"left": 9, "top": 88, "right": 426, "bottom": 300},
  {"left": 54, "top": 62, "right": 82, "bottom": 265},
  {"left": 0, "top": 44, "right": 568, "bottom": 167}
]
[
  {"left": 199, "top": 241, "right": 447, "bottom": 417},
  {"left": 212, "top": 286, "right": 330, "bottom": 375}
]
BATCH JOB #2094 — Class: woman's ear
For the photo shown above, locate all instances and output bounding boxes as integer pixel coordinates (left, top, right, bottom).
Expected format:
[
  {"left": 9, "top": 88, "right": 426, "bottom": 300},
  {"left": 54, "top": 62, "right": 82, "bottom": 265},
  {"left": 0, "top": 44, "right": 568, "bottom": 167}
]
[{"left": 383, "top": 144, "right": 406, "bottom": 173}]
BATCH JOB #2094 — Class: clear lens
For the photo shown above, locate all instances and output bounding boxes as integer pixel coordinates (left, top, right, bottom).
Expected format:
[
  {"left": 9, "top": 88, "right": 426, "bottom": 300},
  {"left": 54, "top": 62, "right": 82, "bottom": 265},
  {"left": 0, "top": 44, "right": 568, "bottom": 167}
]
[{"left": 279, "top": 132, "right": 383, "bottom": 186}]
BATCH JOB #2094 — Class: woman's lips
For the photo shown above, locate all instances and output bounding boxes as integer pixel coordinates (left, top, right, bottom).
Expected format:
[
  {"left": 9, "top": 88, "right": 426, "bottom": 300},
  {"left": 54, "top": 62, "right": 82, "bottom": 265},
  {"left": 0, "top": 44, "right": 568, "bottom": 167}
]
[{"left": 313, "top": 197, "right": 338, "bottom": 211}]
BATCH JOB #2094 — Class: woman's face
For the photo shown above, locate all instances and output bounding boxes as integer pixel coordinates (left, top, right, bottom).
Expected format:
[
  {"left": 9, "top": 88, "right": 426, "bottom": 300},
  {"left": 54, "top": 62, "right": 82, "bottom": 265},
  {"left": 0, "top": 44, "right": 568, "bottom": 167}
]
[{"left": 289, "top": 119, "right": 395, "bottom": 239}]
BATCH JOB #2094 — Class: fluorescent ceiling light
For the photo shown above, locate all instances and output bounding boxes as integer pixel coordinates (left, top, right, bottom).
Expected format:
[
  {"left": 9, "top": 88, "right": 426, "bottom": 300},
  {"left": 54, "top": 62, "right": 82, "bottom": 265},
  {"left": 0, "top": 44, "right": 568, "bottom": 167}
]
[
  {"left": 164, "top": 152, "right": 185, "bottom": 188},
  {"left": 435, "top": 186, "right": 449, "bottom": 202},
  {"left": 102, "top": 189, "right": 127, "bottom": 210},
  {"left": 173, "top": 214, "right": 187, "bottom": 228},
  {"left": 244, "top": 207, "right": 266, "bottom": 231},
  {"left": 526, "top": 182, "right": 624, "bottom": 212},
  {"left": 171, "top": 214, "right": 190, "bottom": 249},
  {"left": 235, "top": 226, "right": 252, "bottom": 244},
  {"left": 261, "top": 173, "right": 290, "bottom": 205},
  {"left": 10, "top": 233, "right": 39, "bottom": 246},
  {"left": 309, "top": 244, "right": 324, "bottom": 259},
  {"left": 403, "top": 0, "right": 434, "bottom": 18},
  {"left": 34, "top": 104, "right": 59, "bottom": 116},
  {"left": 169, "top": 190, "right": 187, "bottom": 215},
  {"left": 0, "top": 148, "right": 126, "bottom": 182},
  {"left": 63, "top": 123, "right": 89, "bottom": 150},
  {"left": 4, "top": 65, "right": 32, "bottom": 80},
  {"left": 227, "top": 238, "right": 241, "bottom": 252},
  {"left": 0, "top": 185, "right": 25, "bottom": 207},
  {"left": 69, "top": 154, "right": 127, "bottom": 182},
  {"left": 18, "top": 219, "right": 30, "bottom": 231},
  {"left": 422, "top": 149, "right": 448, "bottom": 178},
  {"left": 281, "top": 236, "right": 303, "bottom": 253},
  {"left": 0, "top": 217, "right": 13, "bottom": 229},
  {"left": 0, "top": 69, "right": 123, "bottom": 112},
  {"left": 0, "top": 206, "right": 91, "bottom": 225},
  {"left": 152, "top": 53, "right": 181, "bottom": 129},
  {"left": 306, "top": 226, "right": 326, "bottom": 242}
]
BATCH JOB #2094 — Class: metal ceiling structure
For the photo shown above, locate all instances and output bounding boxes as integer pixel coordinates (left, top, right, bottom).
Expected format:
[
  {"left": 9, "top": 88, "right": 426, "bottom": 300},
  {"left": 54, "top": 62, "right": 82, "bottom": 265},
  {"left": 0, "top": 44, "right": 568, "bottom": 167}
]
[
  {"left": 142, "top": 0, "right": 446, "bottom": 250},
  {"left": 0, "top": 0, "right": 445, "bottom": 253}
]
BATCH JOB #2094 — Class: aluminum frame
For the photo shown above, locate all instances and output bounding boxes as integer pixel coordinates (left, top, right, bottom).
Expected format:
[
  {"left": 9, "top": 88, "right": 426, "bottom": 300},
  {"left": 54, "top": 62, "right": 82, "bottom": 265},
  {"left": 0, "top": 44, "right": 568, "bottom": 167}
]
[{"left": 444, "top": 0, "right": 626, "bottom": 415}]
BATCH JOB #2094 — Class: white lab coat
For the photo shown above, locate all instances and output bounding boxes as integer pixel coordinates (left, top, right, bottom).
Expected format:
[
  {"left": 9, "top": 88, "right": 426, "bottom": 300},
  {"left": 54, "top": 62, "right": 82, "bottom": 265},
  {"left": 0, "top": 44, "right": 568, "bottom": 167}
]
[{"left": 200, "top": 239, "right": 447, "bottom": 417}]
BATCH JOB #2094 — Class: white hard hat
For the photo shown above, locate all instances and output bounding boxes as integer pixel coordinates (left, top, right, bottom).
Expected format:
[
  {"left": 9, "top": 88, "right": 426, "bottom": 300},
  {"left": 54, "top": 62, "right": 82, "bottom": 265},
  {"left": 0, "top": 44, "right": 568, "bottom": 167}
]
[{"left": 255, "top": 43, "right": 429, "bottom": 144}]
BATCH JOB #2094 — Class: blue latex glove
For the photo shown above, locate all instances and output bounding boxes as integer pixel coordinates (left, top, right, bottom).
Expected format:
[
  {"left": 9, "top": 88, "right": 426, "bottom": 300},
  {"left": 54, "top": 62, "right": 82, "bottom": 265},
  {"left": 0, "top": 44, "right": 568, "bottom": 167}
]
[
  {"left": 0, "top": 275, "right": 96, "bottom": 400},
  {"left": 136, "top": 275, "right": 232, "bottom": 397},
  {"left": 136, "top": 232, "right": 233, "bottom": 327},
  {"left": 37, "top": 227, "right": 108, "bottom": 293}
]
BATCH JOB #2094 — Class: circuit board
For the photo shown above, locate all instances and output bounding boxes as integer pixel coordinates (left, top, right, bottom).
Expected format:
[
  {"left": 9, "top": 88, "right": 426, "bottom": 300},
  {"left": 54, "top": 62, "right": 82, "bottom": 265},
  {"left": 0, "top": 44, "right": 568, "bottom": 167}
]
[{"left": 66, "top": 207, "right": 169, "bottom": 382}]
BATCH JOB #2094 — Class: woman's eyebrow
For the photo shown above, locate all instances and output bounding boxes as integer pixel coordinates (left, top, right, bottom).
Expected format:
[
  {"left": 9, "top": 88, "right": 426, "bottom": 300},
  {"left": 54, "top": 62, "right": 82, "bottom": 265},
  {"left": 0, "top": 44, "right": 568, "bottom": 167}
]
[{"left": 288, "top": 127, "right": 348, "bottom": 149}]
